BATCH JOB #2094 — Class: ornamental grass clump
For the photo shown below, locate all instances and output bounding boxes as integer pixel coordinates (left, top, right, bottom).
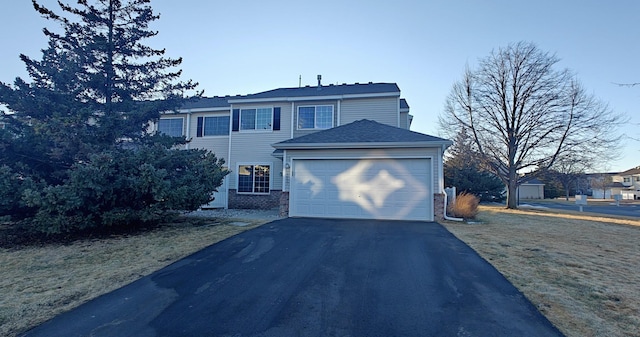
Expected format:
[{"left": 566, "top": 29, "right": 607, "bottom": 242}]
[{"left": 449, "top": 192, "right": 480, "bottom": 219}]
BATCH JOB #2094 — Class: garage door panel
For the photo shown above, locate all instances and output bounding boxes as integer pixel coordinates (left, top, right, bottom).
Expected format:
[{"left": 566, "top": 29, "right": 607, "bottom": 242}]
[{"left": 290, "top": 158, "right": 432, "bottom": 221}]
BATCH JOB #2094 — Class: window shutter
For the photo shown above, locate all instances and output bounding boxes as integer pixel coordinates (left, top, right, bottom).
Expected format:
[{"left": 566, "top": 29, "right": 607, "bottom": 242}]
[
  {"left": 196, "top": 117, "right": 203, "bottom": 137},
  {"left": 273, "top": 107, "right": 281, "bottom": 131},
  {"left": 232, "top": 109, "right": 240, "bottom": 131}
]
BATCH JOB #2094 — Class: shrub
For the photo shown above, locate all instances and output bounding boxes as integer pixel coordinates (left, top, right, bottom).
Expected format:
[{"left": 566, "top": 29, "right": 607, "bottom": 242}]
[
  {"left": 449, "top": 192, "right": 480, "bottom": 219},
  {"left": 18, "top": 145, "right": 228, "bottom": 234},
  {"left": 0, "top": 165, "right": 40, "bottom": 221}
]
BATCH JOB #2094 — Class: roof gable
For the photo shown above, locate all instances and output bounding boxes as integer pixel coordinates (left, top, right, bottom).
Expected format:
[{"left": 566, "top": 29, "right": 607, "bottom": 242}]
[
  {"left": 273, "top": 119, "right": 451, "bottom": 149},
  {"left": 522, "top": 178, "right": 545, "bottom": 185}
]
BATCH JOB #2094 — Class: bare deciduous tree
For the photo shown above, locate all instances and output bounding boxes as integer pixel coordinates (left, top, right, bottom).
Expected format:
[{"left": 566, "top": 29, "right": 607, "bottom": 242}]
[
  {"left": 548, "top": 157, "right": 589, "bottom": 200},
  {"left": 440, "top": 41, "right": 625, "bottom": 209}
]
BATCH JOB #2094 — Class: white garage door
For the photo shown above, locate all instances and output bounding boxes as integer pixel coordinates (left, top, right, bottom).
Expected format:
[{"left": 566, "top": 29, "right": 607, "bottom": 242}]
[{"left": 290, "top": 158, "right": 432, "bottom": 221}]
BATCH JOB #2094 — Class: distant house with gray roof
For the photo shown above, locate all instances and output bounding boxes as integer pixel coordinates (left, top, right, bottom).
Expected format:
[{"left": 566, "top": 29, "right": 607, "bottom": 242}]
[
  {"left": 516, "top": 178, "right": 545, "bottom": 199},
  {"left": 154, "top": 80, "right": 452, "bottom": 221},
  {"left": 589, "top": 166, "right": 640, "bottom": 200}
]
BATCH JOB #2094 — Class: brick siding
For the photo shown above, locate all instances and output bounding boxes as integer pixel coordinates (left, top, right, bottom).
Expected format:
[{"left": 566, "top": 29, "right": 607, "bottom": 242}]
[
  {"left": 228, "top": 189, "right": 282, "bottom": 210},
  {"left": 279, "top": 192, "right": 290, "bottom": 217},
  {"left": 434, "top": 193, "right": 445, "bottom": 221}
]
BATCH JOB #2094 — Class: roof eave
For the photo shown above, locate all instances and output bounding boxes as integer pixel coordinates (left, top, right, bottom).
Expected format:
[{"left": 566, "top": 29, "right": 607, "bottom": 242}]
[
  {"left": 177, "top": 106, "right": 230, "bottom": 113},
  {"left": 229, "top": 91, "right": 400, "bottom": 104},
  {"left": 272, "top": 141, "right": 452, "bottom": 150}
]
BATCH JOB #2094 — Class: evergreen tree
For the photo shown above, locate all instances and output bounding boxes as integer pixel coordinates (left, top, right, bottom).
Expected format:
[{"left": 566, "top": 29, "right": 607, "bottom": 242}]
[
  {"left": 1, "top": 0, "right": 198, "bottom": 181},
  {"left": 0, "top": 0, "right": 226, "bottom": 234},
  {"left": 444, "top": 129, "right": 505, "bottom": 202}
]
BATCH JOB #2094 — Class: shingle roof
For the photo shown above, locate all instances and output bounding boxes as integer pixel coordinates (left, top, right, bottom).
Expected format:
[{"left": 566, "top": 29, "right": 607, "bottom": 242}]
[
  {"left": 181, "top": 96, "right": 230, "bottom": 109},
  {"left": 619, "top": 166, "right": 640, "bottom": 175},
  {"left": 180, "top": 82, "right": 405, "bottom": 110},
  {"left": 237, "top": 82, "right": 400, "bottom": 100},
  {"left": 273, "top": 119, "right": 450, "bottom": 149},
  {"left": 400, "top": 98, "right": 409, "bottom": 110},
  {"left": 523, "top": 178, "right": 544, "bottom": 185},
  {"left": 608, "top": 182, "right": 627, "bottom": 188}
]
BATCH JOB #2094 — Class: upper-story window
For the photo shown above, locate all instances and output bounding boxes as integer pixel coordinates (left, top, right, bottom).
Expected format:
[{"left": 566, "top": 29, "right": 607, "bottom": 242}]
[
  {"left": 624, "top": 177, "right": 631, "bottom": 183},
  {"left": 158, "top": 118, "right": 183, "bottom": 137},
  {"left": 635, "top": 176, "right": 640, "bottom": 182},
  {"left": 298, "top": 105, "right": 333, "bottom": 129},
  {"left": 204, "top": 116, "right": 230, "bottom": 136},
  {"left": 241, "top": 108, "right": 272, "bottom": 131}
]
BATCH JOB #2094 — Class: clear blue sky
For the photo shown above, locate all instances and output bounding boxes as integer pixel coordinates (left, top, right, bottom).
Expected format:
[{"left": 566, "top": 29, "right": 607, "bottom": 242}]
[{"left": 1, "top": 0, "right": 638, "bottom": 172}]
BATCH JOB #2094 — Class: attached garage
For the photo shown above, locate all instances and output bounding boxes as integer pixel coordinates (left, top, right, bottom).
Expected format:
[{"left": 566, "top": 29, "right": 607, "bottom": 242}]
[
  {"left": 272, "top": 120, "right": 452, "bottom": 222},
  {"left": 290, "top": 158, "right": 432, "bottom": 221}
]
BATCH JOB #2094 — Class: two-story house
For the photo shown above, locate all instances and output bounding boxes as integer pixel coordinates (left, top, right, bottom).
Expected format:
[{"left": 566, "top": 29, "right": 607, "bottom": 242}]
[
  {"left": 587, "top": 166, "right": 640, "bottom": 200},
  {"left": 156, "top": 81, "right": 452, "bottom": 221},
  {"left": 613, "top": 166, "right": 640, "bottom": 200}
]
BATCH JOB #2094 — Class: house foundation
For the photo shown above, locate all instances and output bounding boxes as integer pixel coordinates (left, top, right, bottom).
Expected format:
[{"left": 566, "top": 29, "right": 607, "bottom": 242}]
[
  {"left": 279, "top": 192, "right": 290, "bottom": 217},
  {"left": 228, "top": 190, "right": 282, "bottom": 210},
  {"left": 434, "top": 193, "right": 445, "bottom": 221}
]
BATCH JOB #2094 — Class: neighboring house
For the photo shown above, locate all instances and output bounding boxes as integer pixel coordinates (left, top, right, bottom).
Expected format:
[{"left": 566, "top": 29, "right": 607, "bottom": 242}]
[
  {"left": 587, "top": 166, "right": 640, "bottom": 199},
  {"left": 517, "top": 179, "right": 545, "bottom": 199},
  {"left": 155, "top": 81, "right": 452, "bottom": 221},
  {"left": 612, "top": 166, "right": 640, "bottom": 200},
  {"left": 591, "top": 182, "right": 626, "bottom": 199}
]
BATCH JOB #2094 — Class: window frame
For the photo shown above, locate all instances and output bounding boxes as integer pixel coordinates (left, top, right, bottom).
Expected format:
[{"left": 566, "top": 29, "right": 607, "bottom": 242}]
[
  {"left": 297, "top": 105, "right": 334, "bottom": 130},
  {"left": 240, "top": 107, "right": 273, "bottom": 132},
  {"left": 236, "top": 163, "right": 272, "bottom": 195},
  {"left": 157, "top": 117, "right": 184, "bottom": 137},
  {"left": 203, "top": 115, "right": 230, "bottom": 137}
]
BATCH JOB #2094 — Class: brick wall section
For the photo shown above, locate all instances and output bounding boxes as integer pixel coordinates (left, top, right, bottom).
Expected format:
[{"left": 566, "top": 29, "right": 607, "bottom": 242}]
[
  {"left": 434, "top": 193, "right": 445, "bottom": 221},
  {"left": 228, "top": 190, "right": 282, "bottom": 210},
  {"left": 279, "top": 192, "right": 289, "bottom": 217}
]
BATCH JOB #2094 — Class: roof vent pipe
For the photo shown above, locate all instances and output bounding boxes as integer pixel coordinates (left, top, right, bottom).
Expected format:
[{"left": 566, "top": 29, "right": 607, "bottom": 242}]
[{"left": 317, "top": 74, "right": 322, "bottom": 88}]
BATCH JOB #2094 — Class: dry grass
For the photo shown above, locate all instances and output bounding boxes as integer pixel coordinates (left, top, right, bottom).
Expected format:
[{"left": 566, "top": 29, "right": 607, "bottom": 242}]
[
  {"left": 449, "top": 192, "right": 480, "bottom": 219},
  {"left": 442, "top": 205, "right": 640, "bottom": 337},
  {"left": 0, "top": 217, "right": 269, "bottom": 337}
]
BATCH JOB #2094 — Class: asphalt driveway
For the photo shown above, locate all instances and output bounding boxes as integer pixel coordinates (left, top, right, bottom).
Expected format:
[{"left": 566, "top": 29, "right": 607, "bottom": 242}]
[{"left": 22, "top": 218, "right": 563, "bottom": 337}]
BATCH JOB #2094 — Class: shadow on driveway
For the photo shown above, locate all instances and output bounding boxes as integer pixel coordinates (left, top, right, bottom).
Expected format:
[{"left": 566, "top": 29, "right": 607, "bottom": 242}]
[{"left": 22, "top": 218, "right": 563, "bottom": 337}]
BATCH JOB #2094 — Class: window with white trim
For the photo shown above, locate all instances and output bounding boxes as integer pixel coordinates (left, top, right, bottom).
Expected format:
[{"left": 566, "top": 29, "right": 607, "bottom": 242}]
[
  {"left": 158, "top": 118, "right": 183, "bottom": 137},
  {"left": 298, "top": 105, "right": 333, "bottom": 129},
  {"left": 204, "top": 116, "right": 230, "bottom": 136},
  {"left": 238, "top": 164, "right": 270, "bottom": 194},
  {"left": 624, "top": 177, "right": 631, "bottom": 183},
  {"left": 241, "top": 108, "right": 272, "bottom": 130}
]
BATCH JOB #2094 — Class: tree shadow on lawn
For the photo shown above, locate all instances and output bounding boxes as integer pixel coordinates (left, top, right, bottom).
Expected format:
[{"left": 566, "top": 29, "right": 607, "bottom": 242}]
[{"left": 0, "top": 214, "right": 224, "bottom": 250}]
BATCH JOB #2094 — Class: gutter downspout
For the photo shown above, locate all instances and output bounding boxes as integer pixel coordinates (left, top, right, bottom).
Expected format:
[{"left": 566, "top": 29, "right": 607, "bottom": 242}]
[
  {"left": 443, "top": 190, "right": 464, "bottom": 222},
  {"left": 440, "top": 142, "right": 462, "bottom": 221}
]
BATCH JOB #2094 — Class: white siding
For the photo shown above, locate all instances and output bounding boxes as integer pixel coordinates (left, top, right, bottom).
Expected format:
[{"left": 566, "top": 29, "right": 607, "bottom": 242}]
[
  {"left": 340, "top": 96, "right": 399, "bottom": 127},
  {"left": 228, "top": 102, "right": 292, "bottom": 190},
  {"left": 188, "top": 111, "right": 230, "bottom": 161},
  {"left": 517, "top": 184, "right": 544, "bottom": 199},
  {"left": 399, "top": 112, "right": 409, "bottom": 129}
]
